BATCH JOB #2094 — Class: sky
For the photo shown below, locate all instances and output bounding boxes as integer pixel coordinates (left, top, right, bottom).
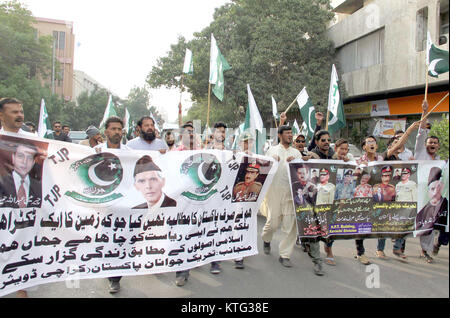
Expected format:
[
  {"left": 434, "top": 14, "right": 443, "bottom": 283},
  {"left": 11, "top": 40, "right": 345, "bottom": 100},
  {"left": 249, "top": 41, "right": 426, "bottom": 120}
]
[{"left": 20, "top": 0, "right": 230, "bottom": 122}]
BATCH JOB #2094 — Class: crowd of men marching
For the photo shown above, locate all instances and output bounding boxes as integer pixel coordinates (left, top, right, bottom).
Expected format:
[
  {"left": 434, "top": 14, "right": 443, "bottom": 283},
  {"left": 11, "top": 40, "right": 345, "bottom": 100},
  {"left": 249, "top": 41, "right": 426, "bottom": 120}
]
[{"left": 0, "top": 96, "right": 448, "bottom": 297}]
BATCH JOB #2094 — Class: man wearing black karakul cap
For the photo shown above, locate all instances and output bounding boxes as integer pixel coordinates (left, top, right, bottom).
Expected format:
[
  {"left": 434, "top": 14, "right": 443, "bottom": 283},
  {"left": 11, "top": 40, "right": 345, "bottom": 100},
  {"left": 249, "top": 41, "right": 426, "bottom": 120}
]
[{"left": 132, "top": 155, "right": 176, "bottom": 209}]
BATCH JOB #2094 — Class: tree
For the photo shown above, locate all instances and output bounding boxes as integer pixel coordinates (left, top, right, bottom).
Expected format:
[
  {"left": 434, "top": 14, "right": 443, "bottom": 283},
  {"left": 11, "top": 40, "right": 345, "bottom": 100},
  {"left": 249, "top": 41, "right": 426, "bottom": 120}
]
[
  {"left": 147, "top": 0, "right": 339, "bottom": 129},
  {"left": 429, "top": 115, "right": 449, "bottom": 160},
  {"left": 0, "top": 1, "right": 74, "bottom": 126},
  {"left": 71, "top": 88, "right": 121, "bottom": 131}
]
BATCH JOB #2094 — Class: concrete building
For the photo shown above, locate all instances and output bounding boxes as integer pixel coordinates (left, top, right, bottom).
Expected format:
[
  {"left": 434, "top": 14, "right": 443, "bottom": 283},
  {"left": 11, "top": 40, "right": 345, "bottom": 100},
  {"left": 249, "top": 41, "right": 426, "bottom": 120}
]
[
  {"left": 73, "top": 70, "right": 115, "bottom": 104},
  {"left": 328, "top": 0, "right": 449, "bottom": 145},
  {"left": 34, "top": 17, "right": 75, "bottom": 102}
]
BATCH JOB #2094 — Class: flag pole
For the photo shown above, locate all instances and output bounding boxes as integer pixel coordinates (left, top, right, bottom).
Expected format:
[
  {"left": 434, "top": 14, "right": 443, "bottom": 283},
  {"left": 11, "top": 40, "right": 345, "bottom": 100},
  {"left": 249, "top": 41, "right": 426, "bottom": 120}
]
[
  {"left": 283, "top": 94, "right": 300, "bottom": 113},
  {"left": 274, "top": 116, "right": 278, "bottom": 128},
  {"left": 207, "top": 83, "right": 211, "bottom": 129},
  {"left": 325, "top": 110, "right": 330, "bottom": 131},
  {"left": 179, "top": 75, "right": 184, "bottom": 127},
  {"left": 422, "top": 92, "right": 449, "bottom": 121},
  {"left": 425, "top": 68, "right": 429, "bottom": 102},
  {"left": 205, "top": 83, "right": 212, "bottom": 147}
]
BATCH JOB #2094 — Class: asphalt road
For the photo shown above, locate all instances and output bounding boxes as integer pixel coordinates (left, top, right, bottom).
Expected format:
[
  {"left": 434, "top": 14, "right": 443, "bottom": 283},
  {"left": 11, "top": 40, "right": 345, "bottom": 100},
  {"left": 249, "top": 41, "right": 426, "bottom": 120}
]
[{"left": 2, "top": 215, "right": 448, "bottom": 299}]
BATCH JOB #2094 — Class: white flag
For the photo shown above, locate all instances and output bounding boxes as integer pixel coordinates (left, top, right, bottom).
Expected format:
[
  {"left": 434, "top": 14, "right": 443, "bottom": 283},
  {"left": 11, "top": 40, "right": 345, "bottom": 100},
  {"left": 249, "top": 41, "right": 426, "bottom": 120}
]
[
  {"left": 37, "top": 99, "right": 52, "bottom": 138},
  {"left": 271, "top": 95, "right": 278, "bottom": 118}
]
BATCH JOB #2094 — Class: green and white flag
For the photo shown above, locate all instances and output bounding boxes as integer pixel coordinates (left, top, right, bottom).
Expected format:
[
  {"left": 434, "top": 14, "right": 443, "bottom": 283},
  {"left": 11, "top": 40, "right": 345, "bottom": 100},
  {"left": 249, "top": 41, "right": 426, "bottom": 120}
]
[
  {"left": 427, "top": 32, "right": 449, "bottom": 78},
  {"left": 149, "top": 112, "right": 160, "bottom": 132},
  {"left": 292, "top": 119, "right": 300, "bottom": 135},
  {"left": 209, "top": 34, "right": 231, "bottom": 101},
  {"left": 296, "top": 87, "right": 316, "bottom": 140},
  {"left": 243, "top": 84, "right": 264, "bottom": 154},
  {"left": 37, "top": 98, "right": 53, "bottom": 139},
  {"left": 99, "top": 95, "right": 117, "bottom": 131},
  {"left": 124, "top": 107, "right": 132, "bottom": 136},
  {"left": 231, "top": 122, "right": 245, "bottom": 150},
  {"left": 271, "top": 95, "right": 278, "bottom": 119},
  {"left": 327, "top": 64, "right": 346, "bottom": 134},
  {"left": 183, "top": 48, "right": 194, "bottom": 75},
  {"left": 300, "top": 121, "right": 308, "bottom": 138}
]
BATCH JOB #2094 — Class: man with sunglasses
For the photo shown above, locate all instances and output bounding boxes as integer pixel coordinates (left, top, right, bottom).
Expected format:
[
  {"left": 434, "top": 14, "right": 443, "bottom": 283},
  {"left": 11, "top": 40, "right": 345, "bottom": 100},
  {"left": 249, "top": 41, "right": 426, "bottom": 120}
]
[
  {"left": 52, "top": 121, "right": 72, "bottom": 142},
  {"left": 309, "top": 130, "right": 335, "bottom": 159}
]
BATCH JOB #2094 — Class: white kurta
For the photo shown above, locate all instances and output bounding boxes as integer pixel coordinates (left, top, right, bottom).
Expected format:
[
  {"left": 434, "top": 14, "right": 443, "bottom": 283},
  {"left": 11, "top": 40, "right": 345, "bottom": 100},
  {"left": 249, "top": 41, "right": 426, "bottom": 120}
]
[{"left": 261, "top": 144, "right": 301, "bottom": 259}]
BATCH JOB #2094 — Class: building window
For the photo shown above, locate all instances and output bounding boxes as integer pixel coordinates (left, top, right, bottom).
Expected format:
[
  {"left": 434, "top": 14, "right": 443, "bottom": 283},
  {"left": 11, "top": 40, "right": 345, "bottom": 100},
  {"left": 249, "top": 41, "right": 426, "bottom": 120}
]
[
  {"left": 416, "top": 7, "right": 428, "bottom": 52},
  {"left": 336, "top": 28, "right": 384, "bottom": 73},
  {"left": 59, "top": 31, "right": 66, "bottom": 50}
]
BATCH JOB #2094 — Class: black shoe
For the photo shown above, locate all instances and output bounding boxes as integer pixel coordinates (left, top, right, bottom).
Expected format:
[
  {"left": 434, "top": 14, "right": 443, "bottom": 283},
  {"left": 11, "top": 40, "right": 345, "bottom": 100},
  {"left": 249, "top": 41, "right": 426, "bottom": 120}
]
[
  {"left": 109, "top": 281, "right": 120, "bottom": 294},
  {"left": 314, "top": 263, "right": 324, "bottom": 276},
  {"left": 234, "top": 260, "right": 245, "bottom": 269},
  {"left": 279, "top": 257, "right": 292, "bottom": 268},
  {"left": 263, "top": 241, "right": 271, "bottom": 255}
]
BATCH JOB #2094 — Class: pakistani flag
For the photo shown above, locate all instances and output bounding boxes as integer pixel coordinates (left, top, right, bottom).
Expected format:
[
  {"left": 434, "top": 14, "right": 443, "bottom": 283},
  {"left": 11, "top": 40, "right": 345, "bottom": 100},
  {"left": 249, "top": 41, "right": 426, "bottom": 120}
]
[
  {"left": 99, "top": 95, "right": 117, "bottom": 131},
  {"left": 149, "top": 112, "right": 160, "bottom": 132},
  {"left": 209, "top": 34, "right": 231, "bottom": 101},
  {"left": 292, "top": 119, "right": 300, "bottom": 135},
  {"left": 37, "top": 99, "right": 53, "bottom": 139},
  {"left": 183, "top": 48, "right": 194, "bottom": 75},
  {"left": 296, "top": 87, "right": 316, "bottom": 140},
  {"left": 327, "top": 64, "right": 346, "bottom": 134},
  {"left": 271, "top": 95, "right": 278, "bottom": 119},
  {"left": 243, "top": 84, "right": 264, "bottom": 154},
  {"left": 300, "top": 121, "right": 308, "bottom": 138},
  {"left": 231, "top": 122, "right": 245, "bottom": 150},
  {"left": 124, "top": 107, "right": 132, "bottom": 136},
  {"left": 427, "top": 32, "right": 449, "bottom": 78}
]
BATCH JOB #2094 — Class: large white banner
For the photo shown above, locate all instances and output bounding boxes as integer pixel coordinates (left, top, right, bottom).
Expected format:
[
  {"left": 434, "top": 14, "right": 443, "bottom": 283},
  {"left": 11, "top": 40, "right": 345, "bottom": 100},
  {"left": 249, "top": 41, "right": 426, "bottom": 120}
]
[
  {"left": 372, "top": 118, "right": 406, "bottom": 138},
  {"left": 0, "top": 133, "right": 277, "bottom": 296}
]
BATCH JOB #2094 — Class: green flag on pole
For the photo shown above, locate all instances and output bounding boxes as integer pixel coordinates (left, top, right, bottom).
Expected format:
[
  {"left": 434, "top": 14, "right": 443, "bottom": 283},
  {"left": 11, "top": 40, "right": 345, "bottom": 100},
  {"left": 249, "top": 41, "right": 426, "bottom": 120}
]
[
  {"left": 427, "top": 32, "right": 449, "bottom": 78},
  {"left": 243, "top": 84, "right": 264, "bottom": 154},
  {"left": 183, "top": 48, "right": 194, "bottom": 75},
  {"left": 327, "top": 64, "right": 346, "bottom": 134},
  {"left": 37, "top": 98, "right": 53, "bottom": 139},
  {"left": 99, "top": 95, "right": 117, "bottom": 131},
  {"left": 296, "top": 87, "right": 317, "bottom": 140},
  {"left": 209, "top": 34, "right": 231, "bottom": 101},
  {"left": 124, "top": 107, "right": 132, "bottom": 136},
  {"left": 292, "top": 119, "right": 300, "bottom": 135}
]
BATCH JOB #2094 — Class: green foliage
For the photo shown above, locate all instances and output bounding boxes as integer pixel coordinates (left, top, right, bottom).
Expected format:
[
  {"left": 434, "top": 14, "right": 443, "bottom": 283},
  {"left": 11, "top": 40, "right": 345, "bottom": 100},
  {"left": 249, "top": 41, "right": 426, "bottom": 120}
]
[
  {"left": 121, "top": 86, "right": 164, "bottom": 126},
  {"left": 147, "top": 0, "right": 338, "bottom": 128},
  {"left": 429, "top": 114, "right": 449, "bottom": 160},
  {"left": 0, "top": 0, "right": 72, "bottom": 126}
]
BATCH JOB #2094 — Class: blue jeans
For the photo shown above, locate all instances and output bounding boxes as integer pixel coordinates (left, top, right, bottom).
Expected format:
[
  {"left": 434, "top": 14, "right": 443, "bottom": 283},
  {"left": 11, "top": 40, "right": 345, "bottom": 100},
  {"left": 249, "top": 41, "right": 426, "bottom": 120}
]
[{"left": 377, "top": 238, "right": 405, "bottom": 251}]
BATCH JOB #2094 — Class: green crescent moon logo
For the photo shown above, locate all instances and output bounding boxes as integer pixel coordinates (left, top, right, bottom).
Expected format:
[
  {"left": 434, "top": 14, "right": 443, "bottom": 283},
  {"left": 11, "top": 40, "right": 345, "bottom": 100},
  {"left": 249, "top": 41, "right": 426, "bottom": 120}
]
[
  {"left": 180, "top": 153, "right": 222, "bottom": 201},
  {"left": 65, "top": 152, "right": 124, "bottom": 204}
]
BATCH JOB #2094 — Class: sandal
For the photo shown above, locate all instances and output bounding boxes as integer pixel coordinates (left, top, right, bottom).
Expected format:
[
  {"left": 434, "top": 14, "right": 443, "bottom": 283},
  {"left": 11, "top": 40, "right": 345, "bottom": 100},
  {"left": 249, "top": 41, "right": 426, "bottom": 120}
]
[
  {"left": 393, "top": 249, "right": 407, "bottom": 259},
  {"left": 375, "top": 250, "right": 388, "bottom": 259},
  {"left": 420, "top": 251, "right": 433, "bottom": 263},
  {"left": 325, "top": 257, "right": 336, "bottom": 266}
]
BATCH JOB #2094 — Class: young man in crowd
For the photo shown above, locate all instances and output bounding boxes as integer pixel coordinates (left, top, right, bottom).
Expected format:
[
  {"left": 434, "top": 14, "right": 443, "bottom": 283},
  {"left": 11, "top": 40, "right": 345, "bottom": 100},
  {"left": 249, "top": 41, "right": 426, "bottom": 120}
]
[
  {"left": 93, "top": 116, "right": 131, "bottom": 294},
  {"left": 52, "top": 121, "right": 72, "bottom": 142}
]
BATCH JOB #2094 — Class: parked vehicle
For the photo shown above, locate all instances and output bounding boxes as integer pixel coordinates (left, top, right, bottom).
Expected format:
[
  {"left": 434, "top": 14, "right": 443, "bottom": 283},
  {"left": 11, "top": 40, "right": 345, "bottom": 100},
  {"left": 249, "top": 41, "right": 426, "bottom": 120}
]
[{"left": 69, "top": 131, "right": 88, "bottom": 144}]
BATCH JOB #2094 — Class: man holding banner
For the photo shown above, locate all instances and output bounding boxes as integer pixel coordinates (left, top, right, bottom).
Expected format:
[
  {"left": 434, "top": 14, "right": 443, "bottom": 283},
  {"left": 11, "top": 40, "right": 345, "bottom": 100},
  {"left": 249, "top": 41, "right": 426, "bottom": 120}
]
[{"left": 261, "top": 126, "right": 306, "bottom": 269}]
